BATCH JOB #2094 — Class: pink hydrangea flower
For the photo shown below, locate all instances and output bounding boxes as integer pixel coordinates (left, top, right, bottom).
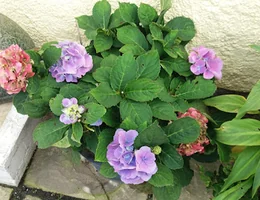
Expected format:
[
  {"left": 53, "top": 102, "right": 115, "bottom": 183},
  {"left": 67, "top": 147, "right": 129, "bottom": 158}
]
[
  {"left": 107, "top": 129, "right": 158, "bottom": 184},
  {"left": 0, "top": 45, "right": 34, "bottom": 94},
  {"left": 189, "top": 46, "right": 223, "bottom": 80},
  {"left": 177, "top": 108, "right": 210, "bottom": 156}
]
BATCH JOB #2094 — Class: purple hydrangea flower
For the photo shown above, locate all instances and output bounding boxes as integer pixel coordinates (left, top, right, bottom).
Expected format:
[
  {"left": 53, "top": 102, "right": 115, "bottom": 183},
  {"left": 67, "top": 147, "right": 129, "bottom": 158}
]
[
  {"left": 49, "top": 41, "right": 93, "bottom": 82},
  {"left": 59, "top": 97, "right": 86, "bottom": 124},
  {"left": 189, "top": 46, "right": 223, "bottom": 80},
  {"left": 106, "top": 129, "right": 158, "bottom": 184}
]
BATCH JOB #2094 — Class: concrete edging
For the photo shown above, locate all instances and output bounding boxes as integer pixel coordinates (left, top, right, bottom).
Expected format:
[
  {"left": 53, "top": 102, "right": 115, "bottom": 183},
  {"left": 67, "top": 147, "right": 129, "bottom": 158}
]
[{"left": 0, "top": 105, "right": 40, "bottom": 186}]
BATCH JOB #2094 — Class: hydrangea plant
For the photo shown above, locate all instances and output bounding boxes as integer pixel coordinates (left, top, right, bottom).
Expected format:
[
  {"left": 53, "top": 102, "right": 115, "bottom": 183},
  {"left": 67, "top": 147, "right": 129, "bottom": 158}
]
[{"left": 0, "top": 0, "right": 225, "bottom": 199}]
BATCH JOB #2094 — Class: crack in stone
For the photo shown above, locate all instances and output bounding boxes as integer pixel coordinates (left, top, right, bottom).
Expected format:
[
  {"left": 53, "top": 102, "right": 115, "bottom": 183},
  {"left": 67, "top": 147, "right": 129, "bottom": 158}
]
[{"left": 85, "top": 163, "right": 110, "bottom": 200}]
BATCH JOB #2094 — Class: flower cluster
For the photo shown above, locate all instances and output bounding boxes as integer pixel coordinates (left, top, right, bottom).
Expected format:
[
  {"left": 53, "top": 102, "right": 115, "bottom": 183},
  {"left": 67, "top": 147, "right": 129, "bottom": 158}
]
[
  {"left": 0, "top": 45, "right": 34, "bottom": 94},
  {"left": 60, "top": 97, "right": 85, "bottom": 124},
  {"left": 49, "top": 41, "right": 93, "bottom": 83},
  {"left": 189, "top": 46, "right": 223, "bottom": 80},
  {"left": 177, "top": 107, "right": 210, "bottom": 156},
  {"left": 107, "top": 129, "right": 157, "bottom": 184}
]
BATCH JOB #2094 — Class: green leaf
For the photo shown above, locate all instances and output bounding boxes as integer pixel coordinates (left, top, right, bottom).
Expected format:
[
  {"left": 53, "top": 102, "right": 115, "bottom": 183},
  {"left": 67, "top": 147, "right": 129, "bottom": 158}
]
[
  {"left": 160, "top": 144, "right": 184, "bottom": 170},
  {"left": 136, "top": 50, "right": 160, "bottom": 80},
  {"left": 148, "top": 163, "right": 174, "bottom": 187},
  {"left": 93, "top": 67, "right": 111, "bottom": 83},
  {"left": 204, "top": 95, "right": 246, "bottom": 113},
  {"left": 215, "top": 178, "right": 253, "bottom": 200},
  {"left": 160, "top": 0, "right": 172, "bottom": 12},
  {"left": 39, "top": 41, "right": 58, "bottom": 54},
  {"left": 52, "top": 130, "right": 71, "bottom": 148},
  {"left": 94, "top": 32, "right": 113, "bottom": 53},
  {"left": 166, "top": 117, "right": 200, "bottom": 144},
  {"left": 95, "top": 129, "right": 114, "bottom": 162},
  {"left": 125, "top": 78, "right": 163, "bottom": 102},
  {"left": 119, "top": 44, "right": 145, "bottom": 56},
  {"left": 164, "top": 47, "right": 178, "bottom": 58},
  {"left": 13, "top": 92, "right": 29, "bottom": 114},
  {"left": 25, "top": 50, "right": 41, "bottom": 65},
  {"left": 76, "top": 15, "right": 97, "bottom": 40},
  {"left": 27, "top": 76, "right": 40, "bottom": 95},
  {"left": 108, "top": 9, "right": 125, "bottom": 29},
  {"left": 175, "top": 77, "right": 217, "bottom": 100},
  {"left": 120, "top": 99, "right": 152, "bottom": 127},
  {"left": 59, "top": 84, "right": 85, "bottom": 99},
  {"left": 149, "top": 23, "right": 163, "bottom": 42},
  {"left": 153, "top": 184, "right": 182, "bottom": 200},
  {"left": 40, "top": 87, "right": 59, "bottom": 101},
  {"left": 42, "top": 46, "right": 61, "bottom": 68},
  {"left": 71, "top": 123, "right": 83, "bottom": 144},
  {"left": 33, "top": 118, "right": 69, "bottom": 149},
  {"left": 92, "top": 0, "right": 111, "bottom": 29},
  {"left": 49, "top": 94, "right": 64, "bottom": 116},
  {"left": 166, "top": 17, "right": 195, "bottom": 41},
  {"left": 135, "top": 121, "right": 169, "bottom": 148},
  {"left": 101, "top": 107, "right": 120, "bottom": 127},
  {"left": 252, "top": 160, "right": 260, "bottom": 197},
  {"left": 120, "top": 117, "right": 138, "bottom": 130},
  {"left": 83, "top": 103, "right": 106, "bottom": 124},
  {"left": 71, "top": 149, "right": 81, "bottom": 165},
  {"left": 163, "top": 30, "right": 178, "bottom": 48},
  {"left": 221, "top": 147, "right": 260, "bottom": 191},
  {"left": 117, "top": 25, "right": 149, "bottom": 51},
  {"left": 118, "top": 2, "right": 138, "bottom": 24},
  {"left": 149, "top": 99, "right": 177, "bottom": 120},
  {"left": 110, "top": 53, "right": 138, "bottom": 91},
  {"left": 138, "top": 3, "right": 158, "bottom": 26},
  {"left": 236, "top": 80, "right": 260, "bottom": 119},
  {"left": 161, "top": 57, "right": 192, "bottom": 77},
  {"left": 90, "top": 83, "right": 122, "bottom": 108},
  {"left": 250, "top": 44, "right": 260, "bottom": 52},
  {"left": 216, "top": 142, "right": 231, "bottom": 163},
  {"left": 99, "top": 162, "right": 117, "bottom": 178},
  {"left": 23, "top": 99, "right": 49, "bottom": 118},
  {"left": 216, "top": 119, "right": 260, "bottom": 146},
  {"left": 84, "top": 132, "right": 98, "bottom": 154},
  {"left": 80, "top": 74, "right": 97, "bottom": 85},
  {"left": 172, "top": 164, "right": 194, "bottom": 187},
  {"left": 100, "top": 54, "right": 118, "bottom": 67}
]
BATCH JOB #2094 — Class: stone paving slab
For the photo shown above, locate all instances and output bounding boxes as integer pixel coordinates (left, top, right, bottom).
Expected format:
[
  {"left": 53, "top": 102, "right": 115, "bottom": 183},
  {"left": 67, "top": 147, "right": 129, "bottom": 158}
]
[
  {"left": 24, "top": 147, "right": 147, "bottom": 200},
  {"left": 0, "top": 102, "right": 12, "bottom": 127},
  {"left": 0, "top": 185, "right": 13, "bottom": 200},
  {"left": 24, "top": 195, "right": 41, "bottom": 200}
]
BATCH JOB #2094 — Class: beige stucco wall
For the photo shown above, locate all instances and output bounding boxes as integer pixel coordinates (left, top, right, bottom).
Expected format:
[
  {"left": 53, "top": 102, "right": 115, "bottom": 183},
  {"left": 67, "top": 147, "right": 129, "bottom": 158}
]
[{"left": 0, "top": 0, "right": 260, "bottom": 92}]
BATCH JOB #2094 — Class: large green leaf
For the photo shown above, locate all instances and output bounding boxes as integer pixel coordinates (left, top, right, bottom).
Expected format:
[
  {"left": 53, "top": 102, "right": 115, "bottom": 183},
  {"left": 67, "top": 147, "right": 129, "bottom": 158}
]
[
  {"left": 236, "top": 80, "right": 260, "bottom": 119},
  {"left": 42, "top": 46, "right": 61, "bottom": 68},
  {"left": 23, "top": 99, "right": 49, "bottom": 118},
  {"left": 125, "top": 78, "right": 162, "bottom": 102},
  {"left": 120, "top": 99, "right": 152, "bottom": 127},
  {"left": 52, "top": 130, "right": 71, "bottom": 148},
  {"left": 108, "top": 9, "right": 125, "bottom": 29},
  {"left": 149, "top": 23, "right": 163, "bottom": 42},
  {"left": 76, "top": 15, "right": 97, "bottom": 40},
  {"left": 83, "top": 103, "right": 106, "bottom": 124},
  {"left": 101, "top": 107, "right": 120, "bottom": 127},
  {"left": 166, "top": 17, "right": 195, "bottom": 41},
  {"left": 215, "top": 178, "right": 253, "bottom": 200},
  {"left": 148, "top": 163, "right": 174, "bottom": 187},
  {"left": 100, "top": 54, "right": 118, "bottom": 67},
  {"left": 119, "top": 44, "right": 146, "bottom": 56},
  {"left": 163, "top": 30, "right": 178, "bottom": 48},
  {"left": 110, "top": 53, "right": 138, "bottom": 91},
  {"left": 175, "top": 77, "right": 217, "bottom": 100},
  {"left": 92, "top": 0, "right": 111, "bottom": 29},
  {"left": 13, "top": 92, "right": 29, "bottom": 115},
  {"left": 90, "top": 83, "right": 122, "bottom": 108},
  {"left": 161, "top": 57, "right": 192, "bottom": 76},
  {"left": 149, "top": 99, "right": 177, "bottom": 120},
  {"left": 221, "top": 147, "right": 260, "bottom": 191},
  {"left": 95, "top": 129, "right": 114, "bottom": 162},
  {"left": 153, "top": 184, "right": 182, "bottom": 200},
  {"left": 99, "top": 162, "right": 117, "bottom": 178},
  {"left": 33, "top": 118, "right": 69, "bottom": 149},
  {"left": 216, "top": 119, "right": 260, "bottom": 146},
  {"left": 166, "top": 117, "right": 200, "bottom": 144},
  {"left": 94, "top": 32, "right": 113, "bottom": 53},
  {"left": 160, "top": 144, "right": 184, "bottom": 170},
  {"left": 160, "top": 0, "right": 172, "bottom": 12},
  {"left": 204, "top": 95, "right": 246, "bottom": 113},
  {"left": 134, "top": 121, "right": 169, "bottom": 148},
  {"left": 118, "top": 2, "right": 138, "bottom": 24},
  {"left": 93, "top": 67, "right": 111, "bottom": 83},
  {"left": 117, "top": 25, "right": 149, "bottom": 51},
  {"left": 59, "top": 84, "right": 85, "bottom": 99},
  {"left": 136, "top": 50, "right": 160, "bottom": 80},
  {"left": 252, "top": 160, "right": 260, "bottom": 197},
  {"left": 138, "top": 3, "right": 158, "bottom": 26}
]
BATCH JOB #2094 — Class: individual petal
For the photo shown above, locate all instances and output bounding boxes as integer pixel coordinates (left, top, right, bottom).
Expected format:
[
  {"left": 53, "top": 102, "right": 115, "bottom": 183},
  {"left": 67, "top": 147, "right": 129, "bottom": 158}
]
[
  {"left": 203, "top": 70, "right": 214, "bottom": 79},
  {"left": 190, "top": 60, "right": 206, "bottom": 75},
  {"left": 62, "top": 98, "right": 72, "bottom": 107},
  {"left": 135, "top": 146, "right": 157, "bottom": 174},
  {"left": 119, "top": 130, "right": 138, "bottom": 148},
  {"left": 59, "top": 113, "right": 73, "bottom": 124}
]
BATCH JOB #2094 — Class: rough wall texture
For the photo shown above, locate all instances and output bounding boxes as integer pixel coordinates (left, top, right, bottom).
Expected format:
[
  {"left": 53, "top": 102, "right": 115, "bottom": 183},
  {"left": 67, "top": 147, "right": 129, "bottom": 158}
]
[{"left": 0, "top": 0, "right": 260, "bottom": 91}]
